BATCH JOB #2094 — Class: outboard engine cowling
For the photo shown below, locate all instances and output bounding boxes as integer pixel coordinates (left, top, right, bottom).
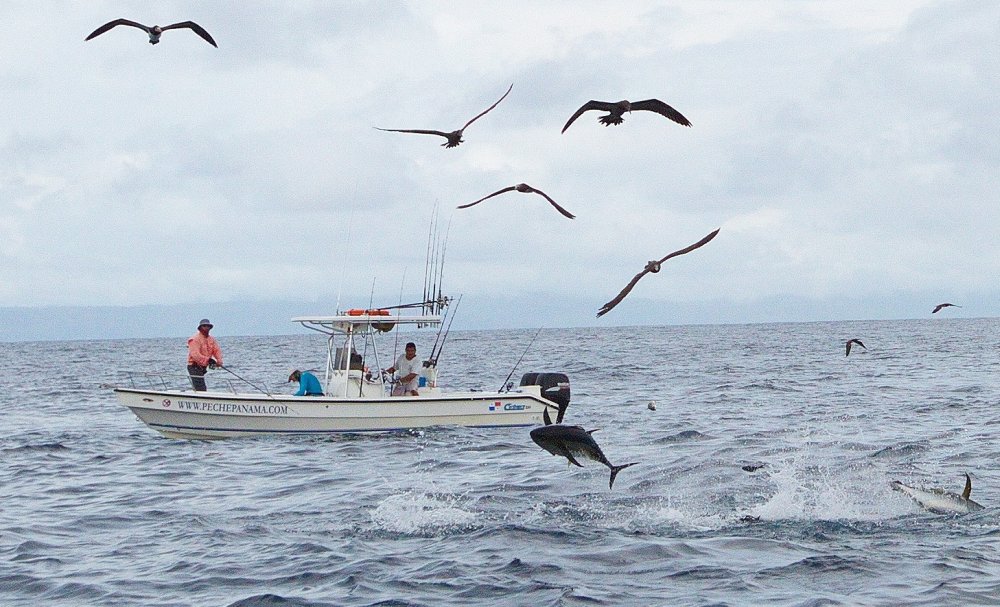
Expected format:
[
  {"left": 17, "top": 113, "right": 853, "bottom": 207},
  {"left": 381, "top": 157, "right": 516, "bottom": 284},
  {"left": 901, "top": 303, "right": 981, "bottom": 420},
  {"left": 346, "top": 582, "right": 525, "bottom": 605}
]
[{"left": 520, "top": 372, "right": 570, "bottom": 423}]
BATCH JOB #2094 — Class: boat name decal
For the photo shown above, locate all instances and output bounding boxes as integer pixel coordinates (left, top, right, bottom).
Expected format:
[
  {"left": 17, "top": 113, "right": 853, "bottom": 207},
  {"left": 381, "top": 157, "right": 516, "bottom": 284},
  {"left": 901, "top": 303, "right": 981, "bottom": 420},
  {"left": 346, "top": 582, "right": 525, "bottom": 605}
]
[
  {"left": 175, "top": 400, "right": 290, "bottom": 415},
  {"left": 488, "top": 401, "right": 528, "bottom": 412}
]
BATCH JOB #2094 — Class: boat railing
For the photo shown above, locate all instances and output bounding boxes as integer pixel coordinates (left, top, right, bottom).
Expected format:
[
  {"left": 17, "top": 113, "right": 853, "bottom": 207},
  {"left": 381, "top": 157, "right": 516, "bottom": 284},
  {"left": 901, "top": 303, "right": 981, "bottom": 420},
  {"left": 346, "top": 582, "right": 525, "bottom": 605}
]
[{"left": 120, "top": 370, "right": 275, "bottom": 396}]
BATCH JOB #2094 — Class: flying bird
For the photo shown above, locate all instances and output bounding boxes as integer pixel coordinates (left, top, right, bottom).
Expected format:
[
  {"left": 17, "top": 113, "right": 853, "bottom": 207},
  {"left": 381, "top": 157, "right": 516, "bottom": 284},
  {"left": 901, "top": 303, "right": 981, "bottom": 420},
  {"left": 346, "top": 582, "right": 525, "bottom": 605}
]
[
  {"left": 457, "top": 183, "right": 575, "bottom": 219},
  {"left": 562, "top": 98, "right": 692, "bottom": 133},
  {"left": 932, "top": 303, "right": 960, "bottom": 314},
  {"left": 597, "top": 228, "right": 720, "bottom": 317},
  {"left": 845, "top": 338, "right": 866, "bottom": 356},
  {"left": 376, "top": 83, "right": 513, "bottom": 148},
  {"left": 85, "top": 19, "right": 218, "bottom": 47}
]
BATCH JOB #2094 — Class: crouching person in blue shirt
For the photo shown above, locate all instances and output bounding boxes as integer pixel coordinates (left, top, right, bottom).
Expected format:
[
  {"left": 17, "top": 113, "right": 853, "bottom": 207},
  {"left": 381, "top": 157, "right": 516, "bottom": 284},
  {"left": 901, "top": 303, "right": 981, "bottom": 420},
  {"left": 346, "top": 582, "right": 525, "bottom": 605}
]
[{"left": 288, "top": 369, "right": 324, "bottom": 396}]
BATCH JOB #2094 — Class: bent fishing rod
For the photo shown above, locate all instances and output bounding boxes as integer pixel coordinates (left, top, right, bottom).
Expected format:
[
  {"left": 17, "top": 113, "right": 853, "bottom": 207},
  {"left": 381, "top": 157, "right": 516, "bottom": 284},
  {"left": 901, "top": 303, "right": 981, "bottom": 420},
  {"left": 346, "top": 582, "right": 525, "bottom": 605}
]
[
  {"left": 498, "top": 327, "right": 543, "bottom": 393},
  {"left": 216, "top": 364, "right": 275, "bottom": 399}
]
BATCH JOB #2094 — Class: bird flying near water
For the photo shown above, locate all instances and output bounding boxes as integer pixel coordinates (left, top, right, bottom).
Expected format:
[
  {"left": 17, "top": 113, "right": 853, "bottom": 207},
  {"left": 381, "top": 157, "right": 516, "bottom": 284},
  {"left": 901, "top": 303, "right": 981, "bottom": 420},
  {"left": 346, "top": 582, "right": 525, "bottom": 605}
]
[
  {"left": 845, "top": 338, "right": 866, "bottom": 356},
  {"left": 85, "top": 19, "right": 218, "bottom": 47},
  {"left": 931, "top": 303, "right": 960, "bottom": 314},
  {"left": 597, "top": 228, "right": 720, "bottom": 317},
  {"left": 458, "top": 183, "right": 575, "bottom": 219},
  {"left": 376, "top": 83, "right": 513, "bottom": 148},
  {"left": 562, "top": 98, "right": 692, "bottom": 133}
]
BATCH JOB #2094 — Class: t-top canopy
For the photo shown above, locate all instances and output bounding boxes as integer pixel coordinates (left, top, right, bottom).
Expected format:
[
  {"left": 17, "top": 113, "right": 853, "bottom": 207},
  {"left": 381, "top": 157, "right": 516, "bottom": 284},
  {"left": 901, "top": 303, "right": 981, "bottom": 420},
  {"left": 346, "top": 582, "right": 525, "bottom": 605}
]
[{"left": 292, "top": 311, "right": 442, "bottom": 335}]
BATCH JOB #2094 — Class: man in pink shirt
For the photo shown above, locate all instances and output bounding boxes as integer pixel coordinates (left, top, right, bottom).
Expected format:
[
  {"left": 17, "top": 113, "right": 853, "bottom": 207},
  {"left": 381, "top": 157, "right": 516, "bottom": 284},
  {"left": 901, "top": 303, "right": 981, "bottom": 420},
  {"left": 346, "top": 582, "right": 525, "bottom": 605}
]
[{"left": 187, "top": 318, "right": 223, "bottom": 391}]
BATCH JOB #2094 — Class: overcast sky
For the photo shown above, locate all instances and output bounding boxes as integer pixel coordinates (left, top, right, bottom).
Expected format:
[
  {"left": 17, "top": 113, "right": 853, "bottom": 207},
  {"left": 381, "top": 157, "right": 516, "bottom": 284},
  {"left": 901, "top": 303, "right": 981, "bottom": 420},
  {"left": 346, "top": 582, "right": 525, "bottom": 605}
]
[{"left": 1, "top": 1, "right": 997, "bottom": 337}]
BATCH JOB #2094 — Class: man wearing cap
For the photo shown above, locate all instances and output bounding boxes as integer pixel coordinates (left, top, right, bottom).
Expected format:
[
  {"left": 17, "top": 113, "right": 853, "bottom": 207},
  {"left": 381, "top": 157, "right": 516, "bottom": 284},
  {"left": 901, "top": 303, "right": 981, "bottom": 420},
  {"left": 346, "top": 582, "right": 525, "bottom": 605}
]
[{"left": 187, "top": 318, "right": 223, "bottom": 391}]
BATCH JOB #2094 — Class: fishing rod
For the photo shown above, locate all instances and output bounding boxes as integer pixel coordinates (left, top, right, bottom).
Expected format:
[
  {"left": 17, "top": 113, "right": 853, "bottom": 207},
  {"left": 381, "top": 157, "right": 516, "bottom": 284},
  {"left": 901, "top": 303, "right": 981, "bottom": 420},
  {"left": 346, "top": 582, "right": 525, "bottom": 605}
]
[
  {"left": 433, "top": 215, "right": 452, "bottom": 315},
  {"left": 497, "top": 327, "right": 543, "bottom": 393},
  {"left": 422, "top": 202, "right": 439, "bottom": 317},
  {"left": 428, "top": 294, "right": 461, "bottom": 367},
  {"left": 217, "top": 365, "right": 275, "bottom": 399},
  {"left": 390, "top": 269, "right": 406, "bottom": 377}
]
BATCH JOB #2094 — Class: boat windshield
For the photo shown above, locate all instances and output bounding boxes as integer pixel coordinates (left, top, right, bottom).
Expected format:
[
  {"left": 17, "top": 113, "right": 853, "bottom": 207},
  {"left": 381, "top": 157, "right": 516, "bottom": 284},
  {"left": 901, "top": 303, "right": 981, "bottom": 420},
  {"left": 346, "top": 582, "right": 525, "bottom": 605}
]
[{"left": 291, "top": 310, "right": 443, "bottom": 397}]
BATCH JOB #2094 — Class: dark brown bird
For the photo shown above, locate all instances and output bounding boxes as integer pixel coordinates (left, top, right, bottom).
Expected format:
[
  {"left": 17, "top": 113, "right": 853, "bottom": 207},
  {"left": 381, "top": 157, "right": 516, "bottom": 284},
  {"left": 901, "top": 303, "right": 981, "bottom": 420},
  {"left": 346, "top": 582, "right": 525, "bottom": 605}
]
[
  {"left": 845, "top": 338, "right": 866, "bottom": 356},
  {"left": 376, "top": 83, "right": 513, "bottom": 148},
  {"left": 597, "top": 228, "right": 720, "bottom": 317},
  {"left": 457, "top": 183, "right": 575, "bottom": 219},
  {"left": 932, "top": 303, "right": 961, "bottom": 314},
  {"left": 562, "top": 99, "right": 692, "bottom": 133},
  {"left": 85, "top": 19, "right": 218, "bottom": 47}
]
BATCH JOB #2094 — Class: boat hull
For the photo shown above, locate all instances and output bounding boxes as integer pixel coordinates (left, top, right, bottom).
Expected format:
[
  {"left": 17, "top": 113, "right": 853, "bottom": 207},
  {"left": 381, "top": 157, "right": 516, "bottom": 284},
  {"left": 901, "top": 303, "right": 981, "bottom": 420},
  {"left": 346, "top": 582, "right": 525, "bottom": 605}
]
[{"left": 115, "top": 387, "right": 556, "bottom": 439}]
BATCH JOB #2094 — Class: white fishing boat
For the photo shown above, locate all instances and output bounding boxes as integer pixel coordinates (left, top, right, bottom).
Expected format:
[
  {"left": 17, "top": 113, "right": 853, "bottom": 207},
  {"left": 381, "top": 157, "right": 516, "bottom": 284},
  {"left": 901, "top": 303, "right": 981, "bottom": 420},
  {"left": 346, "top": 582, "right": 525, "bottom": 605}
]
[{"left": 114, "top": 306, "right": 570, "bottom": 439}]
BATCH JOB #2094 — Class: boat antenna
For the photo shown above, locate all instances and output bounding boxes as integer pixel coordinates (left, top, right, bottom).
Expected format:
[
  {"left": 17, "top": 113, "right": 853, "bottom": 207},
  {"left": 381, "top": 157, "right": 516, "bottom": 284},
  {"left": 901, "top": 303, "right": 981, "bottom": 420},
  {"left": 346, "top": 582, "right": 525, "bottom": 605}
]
[
  {"left": 336, "top": 206, "right": 355, "bottom": 314},
  {"left": 498, "top": 327, "right": 543, "bottom": 393}
]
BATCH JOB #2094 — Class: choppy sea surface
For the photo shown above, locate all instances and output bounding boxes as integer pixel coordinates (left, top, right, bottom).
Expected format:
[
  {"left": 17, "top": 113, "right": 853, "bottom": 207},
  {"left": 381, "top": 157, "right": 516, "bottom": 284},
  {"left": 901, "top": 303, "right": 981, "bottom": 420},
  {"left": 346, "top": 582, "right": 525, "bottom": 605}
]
[{"left": 2, "top": 318, "right": 999, "bottom": 606}]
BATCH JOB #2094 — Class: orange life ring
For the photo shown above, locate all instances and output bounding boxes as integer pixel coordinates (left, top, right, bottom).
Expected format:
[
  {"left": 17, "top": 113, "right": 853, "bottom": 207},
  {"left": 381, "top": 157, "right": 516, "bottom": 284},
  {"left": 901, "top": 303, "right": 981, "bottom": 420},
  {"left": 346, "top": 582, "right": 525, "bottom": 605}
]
[{"left": 346, "top": 309, "right": 365, "bottom": 316}]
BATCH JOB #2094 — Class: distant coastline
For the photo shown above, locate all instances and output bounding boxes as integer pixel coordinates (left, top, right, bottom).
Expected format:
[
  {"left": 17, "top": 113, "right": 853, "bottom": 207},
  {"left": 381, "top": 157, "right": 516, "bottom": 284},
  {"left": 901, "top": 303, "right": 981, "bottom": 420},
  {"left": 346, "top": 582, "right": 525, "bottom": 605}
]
[{"left": 1, "top": 292, "right": 991, "bottom": 342}]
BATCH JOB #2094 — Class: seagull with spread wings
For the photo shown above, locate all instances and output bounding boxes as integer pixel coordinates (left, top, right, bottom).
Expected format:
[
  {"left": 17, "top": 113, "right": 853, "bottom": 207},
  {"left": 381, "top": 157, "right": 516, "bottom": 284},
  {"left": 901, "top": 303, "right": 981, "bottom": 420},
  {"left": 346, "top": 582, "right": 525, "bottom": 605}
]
[
  {"left": 597, "top": 228, "right": 720, "bottom": 317},
  {"left": 845, "top": 338, "right": 866, "bottom": 356},
  {"left": 562, "top": 98, "right": 692, "bottom": 133},
  {"left": 457, "top": 183, "right": 575, "bottom": 219},
  {"left": 376, "top": 83, "right": 513, "bottom": 148},
  {"left": 932, "top": 303, "right": 961, "bottom": 314},
  {"left": 85, "top": 19, "right": 218, "bottom": 47}
]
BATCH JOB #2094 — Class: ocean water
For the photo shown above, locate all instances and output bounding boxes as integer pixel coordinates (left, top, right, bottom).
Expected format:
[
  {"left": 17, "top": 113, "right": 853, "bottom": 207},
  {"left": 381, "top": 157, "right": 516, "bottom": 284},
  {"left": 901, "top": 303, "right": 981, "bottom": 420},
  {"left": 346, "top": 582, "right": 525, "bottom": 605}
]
[{"left": 2, "top": 318, "right": 999, "bottom": 606}]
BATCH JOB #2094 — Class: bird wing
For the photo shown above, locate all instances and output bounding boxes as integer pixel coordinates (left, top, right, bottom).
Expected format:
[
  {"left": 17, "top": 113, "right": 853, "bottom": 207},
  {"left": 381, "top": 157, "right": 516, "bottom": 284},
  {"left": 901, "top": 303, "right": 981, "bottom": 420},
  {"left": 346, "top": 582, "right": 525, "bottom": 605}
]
[
  {"left": 85, "top": 19, "right": 149, "bottom": 40},
  {"left": 932, "top": 304, "right": 944, "bottom": 313},
  {"left": 456, "top": 186, "right": 517, "bottom": 209},
  {"left": 654, "top": 228, "right": 721, "bottom": 264},
  {"left": 162, "top": 21, "right": 218, "bottom": 47},
  {"left": 523, "top": 186, "right": 575, "bottom": 219},
  {"left": 597, "top": 269, "right": 650, "bottom": 318},
  {"left": 630, "top": 99, "right": 692, "bottom": 127},
  {"left": 598, "top": 228, "right": 720, "bottom": 318},
  {"left": 461, "top": 83, "right": 513, "bottom": 130},
  {"left": 561, "top": 100, "right": 615, "bottom": 133},
  {"left": 846, "top": 341, "right": 852, "bottom": 356},
  {"left": 375, "top": 127, "right": 451, "bottom": 139}
]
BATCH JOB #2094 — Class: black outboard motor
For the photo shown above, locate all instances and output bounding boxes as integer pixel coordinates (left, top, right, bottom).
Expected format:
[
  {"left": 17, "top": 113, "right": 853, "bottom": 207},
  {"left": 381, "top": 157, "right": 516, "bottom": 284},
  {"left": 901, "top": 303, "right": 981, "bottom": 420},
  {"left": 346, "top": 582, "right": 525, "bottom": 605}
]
[{"left": 520, "top": 372, "right": 570, "bottom": 423}]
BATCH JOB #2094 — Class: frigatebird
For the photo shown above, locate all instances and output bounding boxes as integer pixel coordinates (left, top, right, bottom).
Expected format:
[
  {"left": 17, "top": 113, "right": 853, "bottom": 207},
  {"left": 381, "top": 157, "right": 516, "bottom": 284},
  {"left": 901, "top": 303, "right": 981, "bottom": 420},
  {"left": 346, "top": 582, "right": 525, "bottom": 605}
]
[
  {"left": 85, "top": 19, "right": 217, "bottom": 47},
  {"left": 845, "top": 338, "right": 866, "bottom": 356},
  {"left": 458, "top": 183, "right": 575, "bottom": 219},
  {"left": 562, "top": 98, "right": 691, "bottom": 133},
  {"left": 597, "top": 228, "right": 720, "bottom": 317},
  {"left": 376, "top": 83, "right": 513, "bottom": 148},
  {"left": 932, "top": 303, "right": 960, "bottom": 314}
]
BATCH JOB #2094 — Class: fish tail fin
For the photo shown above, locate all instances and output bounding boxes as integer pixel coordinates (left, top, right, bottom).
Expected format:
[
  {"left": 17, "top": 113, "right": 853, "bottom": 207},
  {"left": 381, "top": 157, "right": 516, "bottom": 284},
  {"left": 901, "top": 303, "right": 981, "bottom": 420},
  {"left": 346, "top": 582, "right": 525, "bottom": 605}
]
[{"left": 609, "top": 462, "right": 639, "bottom": 490}]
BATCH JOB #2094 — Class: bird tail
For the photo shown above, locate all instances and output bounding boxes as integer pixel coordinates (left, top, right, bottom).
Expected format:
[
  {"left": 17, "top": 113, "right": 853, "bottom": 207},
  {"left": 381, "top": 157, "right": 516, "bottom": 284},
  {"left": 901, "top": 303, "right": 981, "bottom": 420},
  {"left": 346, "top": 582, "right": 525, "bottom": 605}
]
[{"left": 609, "top": 462, "right": 639, "bottom": 490}]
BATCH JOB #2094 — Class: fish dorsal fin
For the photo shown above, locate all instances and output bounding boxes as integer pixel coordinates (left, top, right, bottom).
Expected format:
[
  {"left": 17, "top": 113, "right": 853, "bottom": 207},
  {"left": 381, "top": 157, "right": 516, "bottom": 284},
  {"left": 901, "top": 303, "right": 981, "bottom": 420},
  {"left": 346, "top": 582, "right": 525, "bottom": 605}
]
[
  {"left": 962, "top": 473, "right": 973, "bottom": 500},
  {"left": 587, "top": 428, "right": 599, "bottom": 435}
]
